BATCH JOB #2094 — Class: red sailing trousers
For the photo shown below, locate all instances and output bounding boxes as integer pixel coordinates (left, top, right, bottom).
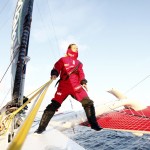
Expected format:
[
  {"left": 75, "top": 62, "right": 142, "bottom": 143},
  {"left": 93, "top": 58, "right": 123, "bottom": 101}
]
[{"left": 52, "top": 80, "right": 88, "bottom": 104}]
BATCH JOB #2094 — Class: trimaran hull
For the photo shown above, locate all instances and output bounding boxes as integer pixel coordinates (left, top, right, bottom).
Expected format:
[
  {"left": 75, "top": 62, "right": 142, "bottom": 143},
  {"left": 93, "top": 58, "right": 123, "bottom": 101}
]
[
  {"left": 1, "top": 0, "right": 150, "bottom": 149},
  {"left": 49, "top": 98, "right": 150, "bottom": 135}
]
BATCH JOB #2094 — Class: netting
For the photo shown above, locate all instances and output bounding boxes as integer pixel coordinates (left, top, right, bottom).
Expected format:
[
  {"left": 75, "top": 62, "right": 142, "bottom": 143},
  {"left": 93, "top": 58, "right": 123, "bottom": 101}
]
[{"left": 98, "top": 106, "right": 150, "bottom": 133}]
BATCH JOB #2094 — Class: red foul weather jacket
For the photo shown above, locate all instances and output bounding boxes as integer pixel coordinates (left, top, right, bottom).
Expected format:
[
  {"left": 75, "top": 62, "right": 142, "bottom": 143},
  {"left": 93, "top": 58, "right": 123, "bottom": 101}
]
[{"left": 51, "top": 48, "right": 88, "bottom": 104}]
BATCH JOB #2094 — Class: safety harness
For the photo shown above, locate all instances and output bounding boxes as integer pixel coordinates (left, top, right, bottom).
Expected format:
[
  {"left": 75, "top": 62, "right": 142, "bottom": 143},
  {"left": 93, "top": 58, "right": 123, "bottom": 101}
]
[{"left": 55, "top": 62, "right": 81, "bottom": 87}]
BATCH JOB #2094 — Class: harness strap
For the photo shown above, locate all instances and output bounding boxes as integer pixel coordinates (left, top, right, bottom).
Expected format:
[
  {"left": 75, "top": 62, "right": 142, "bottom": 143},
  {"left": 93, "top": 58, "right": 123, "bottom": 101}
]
[{"left": 55, "top": 62, "right": 81, "bottom": 87}]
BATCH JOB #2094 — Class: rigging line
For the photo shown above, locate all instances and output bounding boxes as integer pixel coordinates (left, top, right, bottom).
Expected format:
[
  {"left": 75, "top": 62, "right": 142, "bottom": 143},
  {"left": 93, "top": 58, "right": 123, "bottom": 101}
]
[
  {"left": 99, "top": 112, "right": 150, "bottom": 148},
  {"left": 0, "top": 0, "right": 10, "bottom": 14},
  {"left": 125, "top": 74, "right": 150, "bottom": 94},
  {"left": 47, "top": 0, "right": 61, "bottom": 57},
  {"left": 69, "top": 99, "right": 76, "bottom": 134},
  {"left": 0, "top": 49, "right": 20, "bottom": 85},
  {"left": 104, "top": 104, "right": 150, "bottom": 133},
  {"left": 102, "top": 100, "right": 150, "bottom": 120},
  {"left": 0, "top": 12, "right": 13, "bottom": 31},
  {"left": 0, "top": 88, "right": 11, "bottom": 108},
  {"left": 0, "top": 17, "right": 9, "bottom": 30},
  {"left": 108, "top": 89, "right": 149, "bottom": 119},
  {"left": 47, "top": 0, "right": 75, "bottom": 116},
  {"left": 106, "top": 104, "right": 150, "bottom": 120},
  {"left": 107, "top": 100, "right": 138, "bottom": 116},
  {"left": 1, "top": 0, "right": 34, "bottom": 86},
  {"left": 35, "top": 1, "right": 58, "bottom": 60}
]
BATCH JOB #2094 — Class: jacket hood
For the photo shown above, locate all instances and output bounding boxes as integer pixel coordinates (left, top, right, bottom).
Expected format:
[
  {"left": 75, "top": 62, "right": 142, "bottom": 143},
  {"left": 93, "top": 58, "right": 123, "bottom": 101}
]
[{"left": 66, "top": 48, "right": 78, "bottom": 59}]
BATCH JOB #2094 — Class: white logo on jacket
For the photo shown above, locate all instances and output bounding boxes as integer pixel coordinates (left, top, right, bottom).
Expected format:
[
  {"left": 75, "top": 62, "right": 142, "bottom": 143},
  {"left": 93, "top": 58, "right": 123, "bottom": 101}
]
[
  {"left": 56, "top": 92, "right": 62, "bottom": 95},
  {"left": 73, "top": 60, "right": 75, "bottom": 65},
  {"left": 74, "top": 85, "right": 82, "bottom": 91},
  {"left": 64, "top": 63, "right": 69, "bottom": 66}
]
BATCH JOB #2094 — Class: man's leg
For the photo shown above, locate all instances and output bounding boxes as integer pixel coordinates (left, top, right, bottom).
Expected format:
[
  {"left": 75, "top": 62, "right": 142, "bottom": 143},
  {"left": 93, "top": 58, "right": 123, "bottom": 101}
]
[
  {"left": 81, "top": 97, "right": 102, "bottom": 131},
  {"left": 35, "top": 100, "right": 61, "bottom": 134},
  {"left": 35, "top": 83, "right": 69, "bottom": 134}
]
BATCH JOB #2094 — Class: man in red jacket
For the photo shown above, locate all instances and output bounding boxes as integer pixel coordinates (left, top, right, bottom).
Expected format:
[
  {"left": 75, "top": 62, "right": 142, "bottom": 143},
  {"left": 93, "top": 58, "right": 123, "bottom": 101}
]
[{"left": 35, "top": 44, "right": 102, "bottom": 133}]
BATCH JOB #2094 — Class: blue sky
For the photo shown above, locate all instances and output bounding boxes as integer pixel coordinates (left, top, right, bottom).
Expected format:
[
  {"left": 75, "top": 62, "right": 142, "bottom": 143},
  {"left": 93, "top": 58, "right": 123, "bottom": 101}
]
[{"left": 0, "top": 0, "right": 150, "bottom": 111}]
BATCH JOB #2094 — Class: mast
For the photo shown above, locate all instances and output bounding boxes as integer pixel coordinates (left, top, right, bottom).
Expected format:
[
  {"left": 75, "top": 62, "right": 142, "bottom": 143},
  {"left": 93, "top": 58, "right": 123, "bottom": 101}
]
[{"left": 11, "top": 0, "right": 34, "bottom": 106}]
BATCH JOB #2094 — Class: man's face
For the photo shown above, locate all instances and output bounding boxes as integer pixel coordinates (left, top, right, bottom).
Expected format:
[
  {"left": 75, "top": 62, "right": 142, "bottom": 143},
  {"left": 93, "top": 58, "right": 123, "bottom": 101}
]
[{"left": 71, "top": 45, "right": 78, "bottom": 52}]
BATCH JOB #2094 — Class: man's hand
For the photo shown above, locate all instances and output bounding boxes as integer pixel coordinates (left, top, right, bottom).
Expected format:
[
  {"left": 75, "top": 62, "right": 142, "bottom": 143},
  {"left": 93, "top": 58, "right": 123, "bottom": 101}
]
[{"left": 51, "top": 75, "right": 57, "bottom": 80}]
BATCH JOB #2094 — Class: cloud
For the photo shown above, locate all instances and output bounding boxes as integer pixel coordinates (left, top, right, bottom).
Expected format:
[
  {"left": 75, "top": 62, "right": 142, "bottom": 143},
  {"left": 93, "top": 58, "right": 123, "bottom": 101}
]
[
  {"left": 59, "top": 35, "right": 88, "bottom": 53},
  {"left": 31, "top": 0, "right": 104, "bottom": 45}
]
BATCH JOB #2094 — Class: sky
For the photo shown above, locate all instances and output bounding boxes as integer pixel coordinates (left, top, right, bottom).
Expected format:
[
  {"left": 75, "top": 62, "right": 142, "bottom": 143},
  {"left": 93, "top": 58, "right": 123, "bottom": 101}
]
[{"left": 0, "top": 0, "right": 150, "bottom": 111}]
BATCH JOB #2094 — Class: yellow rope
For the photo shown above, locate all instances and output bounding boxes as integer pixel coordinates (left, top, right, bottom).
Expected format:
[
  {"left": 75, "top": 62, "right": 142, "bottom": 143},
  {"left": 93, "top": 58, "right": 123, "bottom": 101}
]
[
  {"left": 0, "top": 80, "right": 52, "bottom": 136},
  {"left": 26, "top": 80, "right": 51, "bottom": 98},
  {"left": 12, "top": 80, "right": 51, "bottom": 116},
  {"left": 8, "top": 79, "right": 52, "bottom": 150},
  {"left": 0, "top": 115, "right": 13, "bottom": 135}
]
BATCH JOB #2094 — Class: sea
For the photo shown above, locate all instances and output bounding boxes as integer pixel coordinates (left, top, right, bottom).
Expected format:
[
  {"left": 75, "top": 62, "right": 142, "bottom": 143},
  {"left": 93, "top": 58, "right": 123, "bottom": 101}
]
[{"left": 63, "top": 126, "right": 150, "bottom": 150}]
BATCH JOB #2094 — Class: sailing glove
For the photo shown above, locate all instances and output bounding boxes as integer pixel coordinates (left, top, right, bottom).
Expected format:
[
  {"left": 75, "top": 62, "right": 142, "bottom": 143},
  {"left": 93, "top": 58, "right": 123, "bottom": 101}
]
[
  {"left": 51, "top": 69, "right": 59, "bottom": 77},
  {"left": 80, "top": 79, "right": 87, "bottom": 85}
]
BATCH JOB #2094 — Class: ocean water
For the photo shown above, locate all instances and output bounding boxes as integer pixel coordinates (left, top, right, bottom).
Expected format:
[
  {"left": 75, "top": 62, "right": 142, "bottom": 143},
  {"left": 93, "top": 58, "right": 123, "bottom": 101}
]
[{"left": 63, "top": 126, "right": 150, "bottom": 150}]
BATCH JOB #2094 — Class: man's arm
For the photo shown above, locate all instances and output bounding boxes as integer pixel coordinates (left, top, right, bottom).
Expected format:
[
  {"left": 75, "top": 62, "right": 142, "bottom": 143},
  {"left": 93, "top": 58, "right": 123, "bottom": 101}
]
[
  {"left": 78, "top": 63, "right": 88, "bottom": 91},
  {"left": 51, "top": 58, "right": 63, "bottom": 79}
]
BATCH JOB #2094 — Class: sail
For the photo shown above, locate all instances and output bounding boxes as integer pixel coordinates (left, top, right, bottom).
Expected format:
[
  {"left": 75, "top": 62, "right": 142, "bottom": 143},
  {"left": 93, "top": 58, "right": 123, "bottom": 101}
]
[{"left": 11, "top": 0, "right": 34, "bottom": 106}]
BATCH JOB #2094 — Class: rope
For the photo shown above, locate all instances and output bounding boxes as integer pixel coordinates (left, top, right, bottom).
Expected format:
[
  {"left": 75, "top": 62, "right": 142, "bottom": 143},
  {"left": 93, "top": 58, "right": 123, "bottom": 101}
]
[
  {"left": 35, "top": 0, "right": 60, "bottom": 60},
  {"left": 0, "top": 80, "right": 52, "bottom": 136},
  {"left": 0, "top": 0, "right": 10, "bottom": 14},
  {"left": 107, "top": 88, "right": 150, "bottom": 131},
  {"left": 47, "top": 0, "right": 61, "bottom": 55},
  {"left": 8, "top": 79, "right": 53, "bottom": 150},
  {"left": 0, "top": 49, "right": 20, "bottom": 86},
  {"left": 69, "top": 99, "right": 76, "bottom": 134},
  {"left": 0, "top": 0, "right": 12, "bottom": 31},
  {"left": 0, "top": 88, "right": 11, "bottom": 108},
  {"left": 125, "top": 74, "right": 150, "bottom": 93}
]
